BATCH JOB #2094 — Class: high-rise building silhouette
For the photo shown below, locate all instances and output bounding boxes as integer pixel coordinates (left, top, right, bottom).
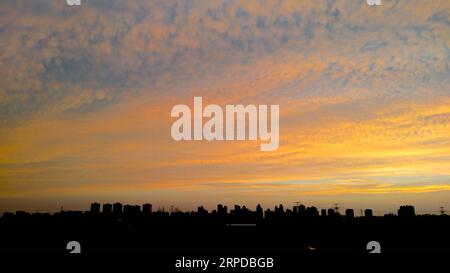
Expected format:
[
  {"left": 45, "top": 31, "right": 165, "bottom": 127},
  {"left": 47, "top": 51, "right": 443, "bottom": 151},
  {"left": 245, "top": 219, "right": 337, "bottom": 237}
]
[
  {"left": 197, "top": 206, "right": 208, "bottom": 215},
  {"left": 327, "top": 208, "right": 335, "bottom": 217},
  {"left": 113, "top": 202, "right": 123, "bottom": 214},
  {"left": 103, "top": 203, "right": 112, "bottom": 214},
  {"left": 90, "top": 202, "right": 100, "bottom": 213},
  {"left": 217, "top": 204, "right": 227, "bottom": 215},
  {"left": 142, "top": 203, "right": 152, "bottom": 214},
  {"left": 364, "top": 209, "right": 373, "bottom": 217},
  {"left": 256, "top": 204, "right": 263, "bottom": 220},
  {"left": 123, "top": 204, "right": 141, "bottom": 216},
  {"left": 298, "top": 205, "right": 306, "bottom": 216},
  {"left": 398, "top": 205, "right": 415, "bottom": 218},
  {"left": 345, "top": 209, "right": 354, "bottom": 219},
  {"left": 306, "top": 206, "right": 319, "bottom": 217}
]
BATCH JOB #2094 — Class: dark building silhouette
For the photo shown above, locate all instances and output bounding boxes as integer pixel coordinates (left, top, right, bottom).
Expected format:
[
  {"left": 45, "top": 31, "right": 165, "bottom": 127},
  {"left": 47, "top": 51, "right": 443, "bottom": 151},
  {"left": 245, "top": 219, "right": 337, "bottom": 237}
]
[
  {"left": 306, "top": 206, "right": 319, "bottom": 217},
  {"left": 113, "top": 202, "right": 123, "bottom": 214},
  {"left": 327, "top": 208, "right": 335, "bottom": 217},
  {"left": 142, "top": 203, "right": 152, "bottom": 214},
  {"left": 321, "top": 209, "right": 327, "bottom": 217},
  {"left": 123, "top": 205, "right": 132, "bottom": 214},
  {"left": 298, "top": 204, "right": 306, "bottom": 216},
  {"left": 103, "top": 203, "right": 112, "bottom": 214},
  {"left": 264, "top": 209, "right": 272, "bottom": 219},
  {"left": 15, "top": 211, "right": 29, "bottom": 217},
  {"left": 123, "top": 204, "right": 140, "bottom": 216},
  {"left": 256, "top": 204, "right": 263, "bottom": 220},
  {"left": 90, "top": 202, "right": 100, "bottom": 213},
  {"left": 345, "top": 209, "right": 354, "bottom": 219},
  {"left": 217, "top": 204, "right": 227, "bottom": 215},
  {"left": 364, "top": 209, "right": 373, "bottom": 217},
  {"left": 398, "top": 205, "right": 416, "bottom": 218},
  {"left": 197, "top": 206, "right": 208, "bottom": 215}
]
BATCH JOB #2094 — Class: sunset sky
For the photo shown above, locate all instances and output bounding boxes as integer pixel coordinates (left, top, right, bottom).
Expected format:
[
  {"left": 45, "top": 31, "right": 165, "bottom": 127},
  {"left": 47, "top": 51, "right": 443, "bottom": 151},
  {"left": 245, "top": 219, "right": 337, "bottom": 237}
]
[{"left": 1, "top": 0, "right": 449, "bottom": 214}]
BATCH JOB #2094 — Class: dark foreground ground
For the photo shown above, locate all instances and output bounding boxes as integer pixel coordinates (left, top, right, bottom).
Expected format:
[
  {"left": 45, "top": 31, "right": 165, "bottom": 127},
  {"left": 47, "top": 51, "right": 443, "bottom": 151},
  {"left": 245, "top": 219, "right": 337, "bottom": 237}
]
[{"left": 1, "top": 205, "right": 449, "bottom": 271}]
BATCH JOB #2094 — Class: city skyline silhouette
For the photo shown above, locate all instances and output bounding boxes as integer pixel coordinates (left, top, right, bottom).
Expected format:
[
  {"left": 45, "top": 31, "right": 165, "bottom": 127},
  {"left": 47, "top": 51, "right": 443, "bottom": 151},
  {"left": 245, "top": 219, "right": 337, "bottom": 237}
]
[{"left": 1, "top": 201, "right": 449, "bottom": 255}]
